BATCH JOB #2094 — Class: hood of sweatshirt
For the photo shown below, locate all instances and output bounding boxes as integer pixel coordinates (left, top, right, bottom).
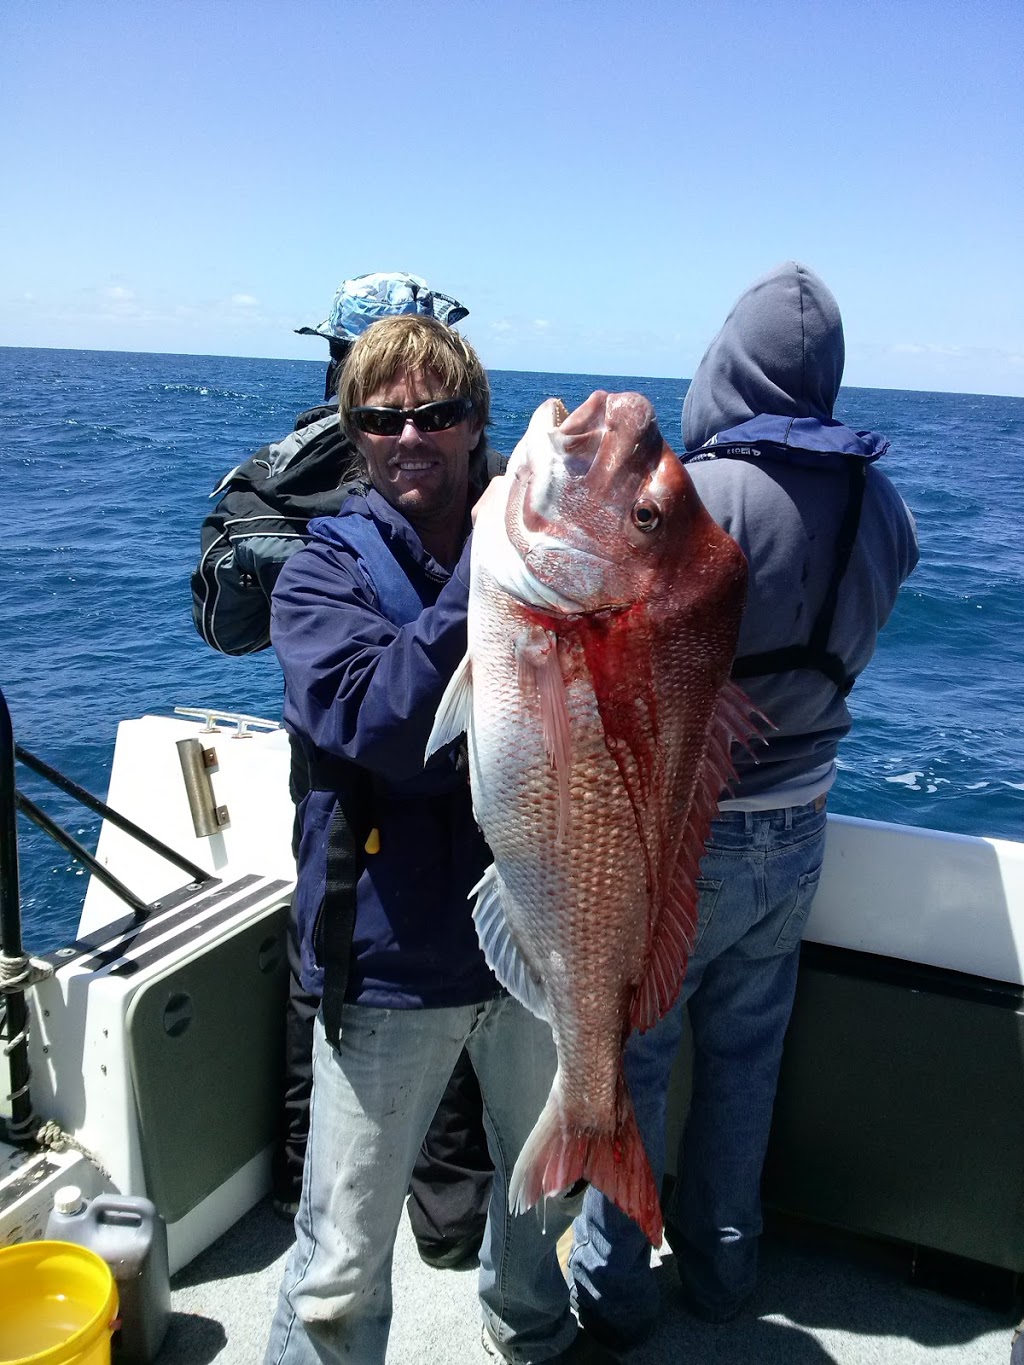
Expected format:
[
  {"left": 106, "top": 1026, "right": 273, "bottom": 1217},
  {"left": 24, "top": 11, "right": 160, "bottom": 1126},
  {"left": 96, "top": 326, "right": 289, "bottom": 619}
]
[{"left": 682, "top": 261, "right": 888, "bottom": 464}]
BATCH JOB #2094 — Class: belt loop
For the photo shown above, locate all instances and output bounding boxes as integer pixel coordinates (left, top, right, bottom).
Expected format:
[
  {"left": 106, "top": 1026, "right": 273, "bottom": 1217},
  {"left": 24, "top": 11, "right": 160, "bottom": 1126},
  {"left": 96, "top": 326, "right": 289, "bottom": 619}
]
[{"left": 784, "top": 807, "right": 794, "bottom": 831}]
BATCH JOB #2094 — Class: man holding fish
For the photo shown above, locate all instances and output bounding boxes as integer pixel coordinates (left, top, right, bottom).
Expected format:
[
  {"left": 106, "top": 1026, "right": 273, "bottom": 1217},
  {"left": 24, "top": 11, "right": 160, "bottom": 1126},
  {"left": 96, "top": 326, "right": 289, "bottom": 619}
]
[
  {"left": 263, "top": 314, "right": 621, "bottom": 1364},
  {"left": 191, "top": 274, "right": 495, "bottom": 1260}
]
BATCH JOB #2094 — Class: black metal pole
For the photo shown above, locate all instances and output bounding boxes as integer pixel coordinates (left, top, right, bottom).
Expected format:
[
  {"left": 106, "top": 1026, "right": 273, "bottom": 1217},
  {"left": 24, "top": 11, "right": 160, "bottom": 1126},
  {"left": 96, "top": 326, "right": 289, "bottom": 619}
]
[
  {"left": 0, "top": 689, "right": 37, "bottom": 1143},
  {"left": 15, "top": 792, "right": 151, "bottom": 918},
  {"left": 16, "top": 743, "right": 212, "bottom": 887}
]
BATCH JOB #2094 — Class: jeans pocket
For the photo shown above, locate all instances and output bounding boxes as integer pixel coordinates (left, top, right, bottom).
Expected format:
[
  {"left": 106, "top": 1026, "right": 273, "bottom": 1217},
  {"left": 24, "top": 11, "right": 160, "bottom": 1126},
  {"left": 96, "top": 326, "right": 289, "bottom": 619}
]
[
  {"left": 773, "top": 864, "right": 823, "bottom": 951},
  {"left": 693, "top": 877, "right": 724, "bottom": 950}
]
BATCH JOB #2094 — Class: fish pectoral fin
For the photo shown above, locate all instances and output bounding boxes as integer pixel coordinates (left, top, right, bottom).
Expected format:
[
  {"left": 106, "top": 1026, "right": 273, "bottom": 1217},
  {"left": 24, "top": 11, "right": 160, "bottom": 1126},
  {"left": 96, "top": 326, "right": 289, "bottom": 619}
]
[
  {"left": 425, "top": 653, "right": 473, "bottom": 762},
  {"left": 630, "top": 679, "right": 764, "bottom": 1034},
  {"left": 471, "top": 864, "right": 550, "bottom": 1023},
  {"left": 515, "top": 627, "right": 572, "bottom": 841}
]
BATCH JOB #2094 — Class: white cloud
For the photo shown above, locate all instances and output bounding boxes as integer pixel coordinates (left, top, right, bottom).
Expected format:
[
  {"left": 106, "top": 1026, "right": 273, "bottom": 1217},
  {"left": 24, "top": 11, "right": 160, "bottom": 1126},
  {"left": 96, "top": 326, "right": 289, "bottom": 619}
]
[
  {"left": 889, "top": 341, "right": 963, "bottom": 358},
  {"left": 486, "top": 317, "right": 557, "bottom": 341},
  {"left": 845, "top": 340, "right": 1024, "bottom": 396}
]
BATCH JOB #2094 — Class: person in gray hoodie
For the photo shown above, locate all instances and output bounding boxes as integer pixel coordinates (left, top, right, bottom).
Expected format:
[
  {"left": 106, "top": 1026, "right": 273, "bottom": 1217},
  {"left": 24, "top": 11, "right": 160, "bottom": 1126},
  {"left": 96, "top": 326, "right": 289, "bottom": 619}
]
[{"left": 569, "top": 262, "right": 919, "bottom": 1347}]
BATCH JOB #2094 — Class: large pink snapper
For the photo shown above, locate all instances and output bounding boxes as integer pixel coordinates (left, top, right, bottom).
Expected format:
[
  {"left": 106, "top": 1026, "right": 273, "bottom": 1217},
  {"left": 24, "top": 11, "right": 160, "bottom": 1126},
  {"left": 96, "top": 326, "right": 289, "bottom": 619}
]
[{"left": 427, "top": 391, "right": 752, "bottom": 1245}]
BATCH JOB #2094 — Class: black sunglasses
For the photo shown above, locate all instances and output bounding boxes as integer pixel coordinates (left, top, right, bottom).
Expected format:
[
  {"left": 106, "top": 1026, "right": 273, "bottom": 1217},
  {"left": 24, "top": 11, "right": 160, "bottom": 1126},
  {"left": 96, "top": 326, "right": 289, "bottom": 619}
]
[{"left": 349, "top": 397, "right": 474, "bottom": 437}]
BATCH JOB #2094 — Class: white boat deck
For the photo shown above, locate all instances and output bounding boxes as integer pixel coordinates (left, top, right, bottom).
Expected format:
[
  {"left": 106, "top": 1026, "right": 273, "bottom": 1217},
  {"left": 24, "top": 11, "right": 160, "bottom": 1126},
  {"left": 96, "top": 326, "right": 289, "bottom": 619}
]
[{"left": 158, "top": 1197, "right": 1018, "bottom": 1364}]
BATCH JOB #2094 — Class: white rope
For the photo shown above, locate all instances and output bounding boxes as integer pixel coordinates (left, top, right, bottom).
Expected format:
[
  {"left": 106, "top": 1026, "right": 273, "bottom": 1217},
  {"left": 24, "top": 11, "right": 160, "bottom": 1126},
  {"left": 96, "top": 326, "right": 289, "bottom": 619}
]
[
  {"left": 35, "top": 1120, "right": 112, "bottom": 1181},
  {"left": 0, "top": 952, "right": 54, "bottom": 992}
]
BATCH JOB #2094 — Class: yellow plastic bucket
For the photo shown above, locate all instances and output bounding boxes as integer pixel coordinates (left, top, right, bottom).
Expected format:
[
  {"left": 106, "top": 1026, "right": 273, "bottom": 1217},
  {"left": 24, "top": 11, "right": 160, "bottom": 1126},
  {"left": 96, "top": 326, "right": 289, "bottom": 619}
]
[{"left": 0, "top": 1241, "right": 118, "bottom": 1365}]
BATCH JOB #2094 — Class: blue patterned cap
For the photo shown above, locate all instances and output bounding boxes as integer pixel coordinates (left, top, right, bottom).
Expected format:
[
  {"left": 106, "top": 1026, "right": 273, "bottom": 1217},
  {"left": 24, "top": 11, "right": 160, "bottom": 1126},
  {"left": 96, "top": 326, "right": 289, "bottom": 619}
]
[{"left": 300, "top": 271, "right": 469, "bottom": 341}]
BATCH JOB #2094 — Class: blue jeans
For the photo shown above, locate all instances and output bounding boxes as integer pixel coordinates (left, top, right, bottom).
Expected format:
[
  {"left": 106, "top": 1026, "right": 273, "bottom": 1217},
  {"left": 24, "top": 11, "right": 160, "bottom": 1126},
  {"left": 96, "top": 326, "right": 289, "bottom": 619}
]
[
  {"left": 569, "top": 800, "right": 827, "bottom": 1338},
  {"left": 265, "top": 997, "right": 576, "bottom": 1365}
]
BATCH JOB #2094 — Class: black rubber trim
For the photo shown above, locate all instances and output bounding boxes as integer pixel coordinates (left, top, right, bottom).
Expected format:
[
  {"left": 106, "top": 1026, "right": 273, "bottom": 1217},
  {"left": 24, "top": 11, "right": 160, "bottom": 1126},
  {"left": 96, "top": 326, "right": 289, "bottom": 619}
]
[
  {"left": 800, "top": 940, "right": 1024, "bottom": 1010},
  {"left": 104, "top": 879, "right": 291, "bottom": 977},
  {"left": 41, "top": 874, "right": 284, "bottom": 973},
  {"left": 40, "top": 875, "right": 261, "bottom": 968}
]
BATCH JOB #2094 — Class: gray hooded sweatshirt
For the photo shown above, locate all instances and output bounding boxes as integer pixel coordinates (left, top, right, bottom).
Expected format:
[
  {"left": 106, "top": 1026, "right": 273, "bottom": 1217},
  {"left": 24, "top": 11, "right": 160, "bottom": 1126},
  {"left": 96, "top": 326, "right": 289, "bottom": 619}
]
[{"left": 681, "top": 262, "right": 919, "bottom": 806}]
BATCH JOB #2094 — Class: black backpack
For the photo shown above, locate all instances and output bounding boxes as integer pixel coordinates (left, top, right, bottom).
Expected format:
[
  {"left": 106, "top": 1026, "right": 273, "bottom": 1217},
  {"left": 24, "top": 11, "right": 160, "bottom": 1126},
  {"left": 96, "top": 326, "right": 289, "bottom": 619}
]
[{"left": 190, "top": 408, "right": 367, "bottom": 654}]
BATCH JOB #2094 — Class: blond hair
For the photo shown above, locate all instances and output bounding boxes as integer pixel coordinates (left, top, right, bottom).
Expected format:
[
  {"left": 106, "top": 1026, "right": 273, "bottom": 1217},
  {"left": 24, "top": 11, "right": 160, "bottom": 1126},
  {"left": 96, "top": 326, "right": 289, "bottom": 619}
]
[{"left": 338, "top": 314, "right": 491, "bottom": 442}]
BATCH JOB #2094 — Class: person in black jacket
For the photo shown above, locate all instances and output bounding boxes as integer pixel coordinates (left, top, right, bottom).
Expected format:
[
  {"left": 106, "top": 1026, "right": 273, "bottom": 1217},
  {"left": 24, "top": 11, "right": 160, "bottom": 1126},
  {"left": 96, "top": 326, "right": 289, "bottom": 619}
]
[{"left": 190, "top": 273, "right": 494, "bottom": 1269}]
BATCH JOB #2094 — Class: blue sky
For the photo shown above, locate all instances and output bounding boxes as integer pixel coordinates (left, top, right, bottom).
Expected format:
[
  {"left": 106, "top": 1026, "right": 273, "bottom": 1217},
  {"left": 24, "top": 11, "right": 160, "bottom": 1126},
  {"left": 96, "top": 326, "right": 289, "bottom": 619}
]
[{"left": 2, "top": 0, "right": 1021, "bottom": 395}]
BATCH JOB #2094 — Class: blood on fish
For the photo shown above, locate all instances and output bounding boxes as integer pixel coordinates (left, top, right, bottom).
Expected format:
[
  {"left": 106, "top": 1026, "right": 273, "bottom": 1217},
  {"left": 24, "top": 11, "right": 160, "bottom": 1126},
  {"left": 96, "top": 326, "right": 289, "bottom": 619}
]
[{"left": 576, "top": 605, "right": 662, "bottom": 825}]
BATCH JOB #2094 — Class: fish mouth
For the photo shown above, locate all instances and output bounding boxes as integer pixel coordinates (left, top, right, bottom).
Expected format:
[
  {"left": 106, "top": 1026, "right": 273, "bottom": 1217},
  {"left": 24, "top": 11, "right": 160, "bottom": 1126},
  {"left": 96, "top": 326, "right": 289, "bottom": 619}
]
[
  {"left": 540, "top": 387, "right": 660, "bottom": 488},
  {"left": 500, "top": 540, "right": 629, "bottom": 616},
  {"left": 510, "top": 394, "right": 607, "bottom": 533},
  {"left": 523, "top": 542, "right": 632, "bottom": 614},
  {"left": 550, "top": 392, "right": 606, "bottom": 478}
]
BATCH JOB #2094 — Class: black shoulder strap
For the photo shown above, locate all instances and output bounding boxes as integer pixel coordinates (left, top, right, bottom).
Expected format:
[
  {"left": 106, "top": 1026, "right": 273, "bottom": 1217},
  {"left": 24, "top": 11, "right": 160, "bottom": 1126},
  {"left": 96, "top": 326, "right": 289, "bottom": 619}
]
[
  {"left": 731, "top": 460, "right": 867, "bottom": 697},
  {"left": 806, "top": 458, "right": 868, "bottom": 665}
]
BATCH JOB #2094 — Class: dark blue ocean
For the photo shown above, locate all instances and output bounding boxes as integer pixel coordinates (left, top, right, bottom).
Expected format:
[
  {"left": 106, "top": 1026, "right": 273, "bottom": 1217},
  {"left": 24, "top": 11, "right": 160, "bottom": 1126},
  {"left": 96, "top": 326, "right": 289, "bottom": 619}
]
[{"left": 2, "top": 346, "right": 1022, "bottom": 953}]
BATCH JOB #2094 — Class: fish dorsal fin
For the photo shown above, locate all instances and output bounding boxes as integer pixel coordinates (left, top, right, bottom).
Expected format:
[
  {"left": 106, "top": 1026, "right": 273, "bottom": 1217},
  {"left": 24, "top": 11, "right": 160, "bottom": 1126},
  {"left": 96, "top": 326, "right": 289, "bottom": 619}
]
[
  {"left": 630, "top": 680, "right": 762, "bottom": 1033},
  {"left": 515, "top": 626, "right": 572, "bottom": 842},
  {"left": 471, "top": 864, "right": 551, "bottom": 1023},
  {"left": 425, "top": 653, "right": 473, "bottom": 761}
]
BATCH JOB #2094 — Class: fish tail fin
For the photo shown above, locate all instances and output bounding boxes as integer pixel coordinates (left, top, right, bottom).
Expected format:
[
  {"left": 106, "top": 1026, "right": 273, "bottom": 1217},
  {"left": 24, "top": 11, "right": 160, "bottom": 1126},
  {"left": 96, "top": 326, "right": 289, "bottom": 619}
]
[{"left": 509, "top": 1076, "right": 662, "bottom": 1246}]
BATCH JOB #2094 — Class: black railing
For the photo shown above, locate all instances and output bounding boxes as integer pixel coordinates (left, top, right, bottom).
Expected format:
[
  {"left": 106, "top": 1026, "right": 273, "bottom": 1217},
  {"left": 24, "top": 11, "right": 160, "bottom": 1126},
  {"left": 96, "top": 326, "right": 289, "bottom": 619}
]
[
  {"left": 0, "top": 686, "right": 217, "bottom": 1145},
  {"left": 15, "top": 744, "right": 211, "bottom": 914},
  {"left": 0, "top": 690, "right": 34, "bottom": 1143}
]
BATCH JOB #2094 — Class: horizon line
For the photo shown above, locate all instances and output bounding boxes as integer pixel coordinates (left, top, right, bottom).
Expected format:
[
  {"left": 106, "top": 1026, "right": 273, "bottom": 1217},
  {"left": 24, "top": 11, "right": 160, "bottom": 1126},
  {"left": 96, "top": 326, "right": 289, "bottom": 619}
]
[{"left": 1, "top": 341, "right": 1021, "bottom": 404}]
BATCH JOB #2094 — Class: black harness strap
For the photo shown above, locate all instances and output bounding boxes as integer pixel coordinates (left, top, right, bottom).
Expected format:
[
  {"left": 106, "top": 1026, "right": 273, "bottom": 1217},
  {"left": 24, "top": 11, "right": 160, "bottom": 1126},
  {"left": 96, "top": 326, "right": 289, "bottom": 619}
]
[
  {"left": 731, "top": 459, "right": 867, "bottom": 697},
  {"left": 307, "top": 756, "right": 375, "bottom": 1048}
]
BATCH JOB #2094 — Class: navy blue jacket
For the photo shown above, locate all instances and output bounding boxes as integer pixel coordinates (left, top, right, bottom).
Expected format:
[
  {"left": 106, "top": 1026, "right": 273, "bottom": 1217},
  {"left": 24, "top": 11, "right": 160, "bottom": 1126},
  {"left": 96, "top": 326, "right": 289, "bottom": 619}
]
[{"left": 270, "top": 488, "right": 497, "bottom": 1009}]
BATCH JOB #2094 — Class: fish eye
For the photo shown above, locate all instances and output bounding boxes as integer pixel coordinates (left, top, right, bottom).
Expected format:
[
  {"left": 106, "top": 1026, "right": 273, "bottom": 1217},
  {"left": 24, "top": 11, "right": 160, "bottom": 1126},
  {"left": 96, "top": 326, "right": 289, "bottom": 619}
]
[{"left": 631, "top": 498, "right": 661, "bottom": 532}]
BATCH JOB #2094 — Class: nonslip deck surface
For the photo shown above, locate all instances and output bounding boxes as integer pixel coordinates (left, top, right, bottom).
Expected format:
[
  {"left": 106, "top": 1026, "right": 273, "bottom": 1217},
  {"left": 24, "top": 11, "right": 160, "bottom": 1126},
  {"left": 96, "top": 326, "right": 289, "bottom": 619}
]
[{"left": 158, "top": 1199, "right": 1018, "bottom": 1363}]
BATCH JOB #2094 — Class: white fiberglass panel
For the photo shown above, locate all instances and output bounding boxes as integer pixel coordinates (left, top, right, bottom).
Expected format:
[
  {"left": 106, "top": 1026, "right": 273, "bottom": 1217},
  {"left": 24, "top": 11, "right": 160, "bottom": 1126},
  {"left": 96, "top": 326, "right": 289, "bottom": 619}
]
[{"left": 806, "top": 814, "right": 1024, "bottom": 985}]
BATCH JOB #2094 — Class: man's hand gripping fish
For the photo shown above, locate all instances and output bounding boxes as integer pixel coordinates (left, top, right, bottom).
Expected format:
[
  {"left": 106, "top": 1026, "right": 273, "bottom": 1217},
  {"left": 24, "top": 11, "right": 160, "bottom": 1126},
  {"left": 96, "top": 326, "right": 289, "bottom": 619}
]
[{"left": 427, "top": 391, "right": 753, "bottom": 1246}]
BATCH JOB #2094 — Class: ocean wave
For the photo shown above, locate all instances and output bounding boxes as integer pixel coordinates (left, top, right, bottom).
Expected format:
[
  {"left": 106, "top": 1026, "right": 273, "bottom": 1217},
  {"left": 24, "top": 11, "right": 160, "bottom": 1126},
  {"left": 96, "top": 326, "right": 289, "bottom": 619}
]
[{"left": 153, "top": 382, "right": 261, "bottom": 400}]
